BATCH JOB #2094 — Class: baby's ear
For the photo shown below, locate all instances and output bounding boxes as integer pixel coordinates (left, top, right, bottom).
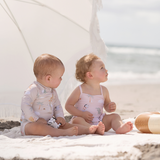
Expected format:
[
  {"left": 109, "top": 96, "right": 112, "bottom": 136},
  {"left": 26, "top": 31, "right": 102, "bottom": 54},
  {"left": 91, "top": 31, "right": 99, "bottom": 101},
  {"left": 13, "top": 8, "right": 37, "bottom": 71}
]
[
  {"left": 46, "top": 74, "right": 51, "bottom": 82},
  {"left": 86, "top": 72, "right": 93, "bottom": 79}
]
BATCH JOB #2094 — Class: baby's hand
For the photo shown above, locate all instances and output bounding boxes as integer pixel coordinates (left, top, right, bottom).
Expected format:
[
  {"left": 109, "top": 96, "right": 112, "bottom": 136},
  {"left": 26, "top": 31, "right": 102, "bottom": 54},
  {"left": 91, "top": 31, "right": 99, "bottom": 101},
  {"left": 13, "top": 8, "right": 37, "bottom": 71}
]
[
  {"left": 82, "top": 111, "right": 94, "bottom": 123},
  {"left": 56, "top": 117, "right": 66, "bottom": 126},
  {"left": 106, "top": 102, "right": 116, "bottom": 112}
]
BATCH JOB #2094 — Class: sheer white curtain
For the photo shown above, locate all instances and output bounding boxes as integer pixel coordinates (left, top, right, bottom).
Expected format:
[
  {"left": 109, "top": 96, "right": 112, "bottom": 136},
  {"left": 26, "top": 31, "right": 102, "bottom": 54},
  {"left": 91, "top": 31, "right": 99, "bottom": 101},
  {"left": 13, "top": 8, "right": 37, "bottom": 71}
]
[{"left": 0, "top": 0, "right": 106, "bottom": 117}]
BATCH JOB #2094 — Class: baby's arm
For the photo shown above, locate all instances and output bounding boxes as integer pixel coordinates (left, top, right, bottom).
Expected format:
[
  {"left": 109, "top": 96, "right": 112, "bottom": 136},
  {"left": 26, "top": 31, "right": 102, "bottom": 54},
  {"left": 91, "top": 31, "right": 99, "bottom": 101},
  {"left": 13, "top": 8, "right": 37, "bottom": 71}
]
[
  {"left": 65, "top": 87, "right": 83, "bottom": 116},
  {"left": 21, "top": 86, "right": 39, "bottom": 122},
  {"left": 54, "top": 90, "right": 65, "bottom": 118},
  {"left": 65, "top": 87, "right": 93, "bottom": 122},
  {"left": 53, "top": 90, "right": 65, "bottom": 126},
  {"left": 103, "top": 86, "right": 116, "bottom": 113}
]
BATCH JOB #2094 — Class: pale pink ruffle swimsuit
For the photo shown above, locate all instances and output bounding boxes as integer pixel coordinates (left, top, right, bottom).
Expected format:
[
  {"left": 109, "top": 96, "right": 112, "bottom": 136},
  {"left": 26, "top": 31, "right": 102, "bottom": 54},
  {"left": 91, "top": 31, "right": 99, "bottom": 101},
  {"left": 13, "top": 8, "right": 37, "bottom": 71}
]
[{"left": 71, "top": 85, "right": 105, "bottom": 125}]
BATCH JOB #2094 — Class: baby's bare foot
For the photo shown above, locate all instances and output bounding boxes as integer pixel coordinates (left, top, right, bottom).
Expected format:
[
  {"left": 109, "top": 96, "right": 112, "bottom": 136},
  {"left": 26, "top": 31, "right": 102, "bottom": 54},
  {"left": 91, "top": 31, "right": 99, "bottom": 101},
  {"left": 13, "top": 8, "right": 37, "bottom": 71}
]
[
  {"left": 89, "top": 125, "right": 98, "bottom": 134},
  {"left": 116, "top": 121, "right": 133, "bottom": 134},
  {"left": 96, "top": 121, "right": 105, "bottom": 135},
  {"left": 65, "top": 126, "right": 78, "bottom": 136}
]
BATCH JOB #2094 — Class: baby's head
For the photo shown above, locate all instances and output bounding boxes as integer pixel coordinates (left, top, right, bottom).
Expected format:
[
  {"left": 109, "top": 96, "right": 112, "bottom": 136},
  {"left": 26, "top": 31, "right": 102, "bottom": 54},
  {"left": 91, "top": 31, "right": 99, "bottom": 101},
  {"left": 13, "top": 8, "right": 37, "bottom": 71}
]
[
  {"left": 34, "top": 53, "right": 64, "bottom": 88},
  {"left": 75, "top": 53, "right": 100, "bottom": 83}
]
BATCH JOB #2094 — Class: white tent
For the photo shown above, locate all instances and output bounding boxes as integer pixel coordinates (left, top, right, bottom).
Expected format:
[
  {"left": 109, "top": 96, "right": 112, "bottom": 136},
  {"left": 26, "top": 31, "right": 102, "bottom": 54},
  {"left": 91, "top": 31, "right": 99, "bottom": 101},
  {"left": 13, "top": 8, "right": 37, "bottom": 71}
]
[{"left": 0, "top": 0, "right": 106, "bottom": 118}]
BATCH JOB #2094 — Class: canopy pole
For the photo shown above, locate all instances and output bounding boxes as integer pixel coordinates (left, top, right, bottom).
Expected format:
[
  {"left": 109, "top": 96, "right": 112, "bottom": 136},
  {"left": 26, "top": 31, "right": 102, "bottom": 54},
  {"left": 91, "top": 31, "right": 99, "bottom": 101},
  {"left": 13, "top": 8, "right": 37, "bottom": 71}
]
[{"left": 3, "top": 0, "right": 34, "bottom": 63}]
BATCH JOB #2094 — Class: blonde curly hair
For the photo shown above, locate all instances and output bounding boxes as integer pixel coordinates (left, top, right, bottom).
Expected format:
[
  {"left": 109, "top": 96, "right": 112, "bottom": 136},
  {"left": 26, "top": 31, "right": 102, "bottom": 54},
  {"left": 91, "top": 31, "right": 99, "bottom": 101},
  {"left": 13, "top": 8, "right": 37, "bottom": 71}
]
[
  {"left": 34, "top": 53, "right": 64, "bottom": 79},
  {"left": 75, "top": 53, "right": 99, "bottom": 83}
]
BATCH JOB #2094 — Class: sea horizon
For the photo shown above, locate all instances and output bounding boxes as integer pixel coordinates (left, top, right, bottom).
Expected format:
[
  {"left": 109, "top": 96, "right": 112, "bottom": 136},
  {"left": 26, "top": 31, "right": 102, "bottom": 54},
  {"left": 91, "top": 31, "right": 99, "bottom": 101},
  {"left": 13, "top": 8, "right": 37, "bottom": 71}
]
[{"left": 102, "top": 43, "right": 160, "bottom": 85}]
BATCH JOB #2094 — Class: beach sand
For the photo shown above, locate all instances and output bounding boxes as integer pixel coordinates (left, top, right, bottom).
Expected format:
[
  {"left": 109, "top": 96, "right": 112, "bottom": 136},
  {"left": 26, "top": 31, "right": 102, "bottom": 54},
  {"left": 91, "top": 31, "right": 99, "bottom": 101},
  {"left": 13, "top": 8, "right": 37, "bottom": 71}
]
[
  {"left": 0, "top": 83, "right": 160, "bottom": 160},
  {"left": 107, "top": 83, "right": 160, "bottom": 119}
]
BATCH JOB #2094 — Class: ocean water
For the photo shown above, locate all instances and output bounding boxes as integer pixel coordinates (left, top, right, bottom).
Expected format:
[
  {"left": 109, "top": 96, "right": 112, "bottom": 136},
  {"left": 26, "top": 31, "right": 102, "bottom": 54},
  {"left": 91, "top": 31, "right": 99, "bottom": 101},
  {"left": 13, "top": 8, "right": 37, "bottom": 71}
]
[{"left": 103, "top": 45, "right": 160, "bottom": 85}]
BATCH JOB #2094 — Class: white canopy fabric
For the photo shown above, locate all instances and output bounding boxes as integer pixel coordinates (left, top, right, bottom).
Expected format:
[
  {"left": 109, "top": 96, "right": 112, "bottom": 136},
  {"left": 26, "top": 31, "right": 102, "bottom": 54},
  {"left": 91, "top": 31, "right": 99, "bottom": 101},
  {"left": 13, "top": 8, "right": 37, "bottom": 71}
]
[{"left": 0, "top": 0, "right": 106, "bottom": 118}]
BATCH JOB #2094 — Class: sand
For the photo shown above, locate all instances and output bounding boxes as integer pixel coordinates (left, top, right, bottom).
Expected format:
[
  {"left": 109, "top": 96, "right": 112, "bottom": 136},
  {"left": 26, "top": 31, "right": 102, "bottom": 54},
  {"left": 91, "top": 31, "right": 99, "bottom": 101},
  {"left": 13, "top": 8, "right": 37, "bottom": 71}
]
[
  {"left": 0, "top": 83, "right": 160, "bottom": 160},
  {"left": 107, "top": 83, "right": 160, "bottom": 119}
]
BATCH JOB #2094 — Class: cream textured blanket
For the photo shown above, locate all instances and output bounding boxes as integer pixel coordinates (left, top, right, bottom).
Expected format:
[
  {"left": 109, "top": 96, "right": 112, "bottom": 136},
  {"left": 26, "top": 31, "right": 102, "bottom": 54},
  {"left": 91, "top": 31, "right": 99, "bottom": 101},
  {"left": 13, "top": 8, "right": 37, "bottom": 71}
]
[{"left": 0, "top": 118, "right": 159, "bottom": 160}]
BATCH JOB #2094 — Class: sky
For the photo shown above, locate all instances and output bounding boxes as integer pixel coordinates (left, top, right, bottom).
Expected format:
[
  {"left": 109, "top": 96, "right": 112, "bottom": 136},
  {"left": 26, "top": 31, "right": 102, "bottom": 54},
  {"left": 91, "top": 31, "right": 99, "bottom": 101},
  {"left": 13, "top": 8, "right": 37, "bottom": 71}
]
[{"left": 97, "top": 0, "right": 160, "bottom": 48}]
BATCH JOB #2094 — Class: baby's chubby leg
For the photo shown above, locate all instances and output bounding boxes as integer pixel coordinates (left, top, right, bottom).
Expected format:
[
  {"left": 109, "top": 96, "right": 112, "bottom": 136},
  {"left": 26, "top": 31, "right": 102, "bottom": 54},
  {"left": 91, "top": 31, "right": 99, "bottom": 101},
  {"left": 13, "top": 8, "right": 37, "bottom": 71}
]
[
  {"left": 102, "top": 113, "right": 133, "bottom": 134},
  {"left": 61, "top": 121, "right": 98, "bottom": 135},
  {"left": 115, "top": 121, "right": 133, "bottom": 134},
  {"left": 72, "top": 117, "right": 105, "bottom": 135},
  {"left": 66, "top": 117, "right": 98, "bottom": 134},
  {"left": 25, "top": 121, "right": 78, "bottom": 137}
]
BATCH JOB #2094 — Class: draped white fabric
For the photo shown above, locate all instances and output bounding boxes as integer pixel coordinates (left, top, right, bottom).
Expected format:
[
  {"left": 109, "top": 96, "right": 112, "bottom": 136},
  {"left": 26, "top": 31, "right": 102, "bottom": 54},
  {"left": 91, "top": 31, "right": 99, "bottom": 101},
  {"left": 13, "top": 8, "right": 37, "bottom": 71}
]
[{"left": 0, "top": 0, "right": 106, "bottom": 118}]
